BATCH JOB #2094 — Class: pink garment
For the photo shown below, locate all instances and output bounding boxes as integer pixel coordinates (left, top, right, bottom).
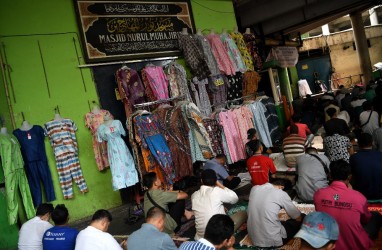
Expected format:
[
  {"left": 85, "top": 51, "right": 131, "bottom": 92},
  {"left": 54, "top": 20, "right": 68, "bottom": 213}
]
[
  {"left": 314, "top": 181, "right": 373, "bottom": 250},
  {"left": 229, "top": 109, "right": 247, "bottom": 160},
  {"left": 219, "top": 111, "right": 243, "bottom": 162},
  {"left": 207, "top": 34, "right": 236, "bottom": 76},
  {"left": 142, "top": 66, "right": 169, "bottom": 100},
  {"left": 233, "top": 107, "right": 255, "bottom": 151}
]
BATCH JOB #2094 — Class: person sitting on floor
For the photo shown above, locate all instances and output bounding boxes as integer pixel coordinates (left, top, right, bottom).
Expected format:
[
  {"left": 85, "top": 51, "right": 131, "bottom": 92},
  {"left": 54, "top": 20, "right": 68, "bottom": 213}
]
[
  {"left": 43, "top": 204, "right": 79, "bottom": 250},
  {"left": 295, "top": 212, "right": 339, "bottom": 250},
  {"left": 203, "top": 154, "right": 241, "bottom": 190},
  {"left": 314, "top": 160, "right": 382, "bottom": 250},
  {"left": 359, "top": 101, "right": 379, "bottom": 135},
  {"left": 350, "top": 133, "right": 382, "bottom": 200},
  {"left": 18, "top": 203, "right": 54, "bottom": 250},
  {"left": 75, "top": 209, "right": 124, "bottom": 250},
  {"left": 324, "top": 107, "right": 350, "bottom": 136},
  {"left": 247, "top": 178, "right": 303, "bottom": 248},
  {"left": 282, "top": 124, "right": 306, "bottom": 168},
  {"left": 288, "top": 114, "right": 313, "bottom": 140},
  {"left": 246, "top": 139, "right": 276, "bottom": 185},
  {"left": 323, "top": 132, "right": 353, "bottom": 163},
  {"left": 245, "top": 128, "right": 271, "bottom": 157},
  {"left": 127, "top": 207, "right": 178, "bottom": 250},
  {"left": 192, "top": 169, "right": 239, "bottom": 240},
  {"left": 143, "top": 172, "right": 193, "bottom": 235},
  {"left": 179, "top": 214, "right": 235, "bottom": 250},
  {"left": 295, "top": 147, "right": 330, "bottom": 203}
]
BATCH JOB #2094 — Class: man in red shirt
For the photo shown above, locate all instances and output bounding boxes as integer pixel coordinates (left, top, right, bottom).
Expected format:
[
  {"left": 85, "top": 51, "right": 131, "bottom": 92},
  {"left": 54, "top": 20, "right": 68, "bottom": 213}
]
[
  {"left": 314, "top": 160, "right": 382, "bottom": 250},
  {"left": 288, "top": 114, "right": 312, "bottom": 139},
  {"left": 246, "top": 140, "right": 276, "bottom": 185}
]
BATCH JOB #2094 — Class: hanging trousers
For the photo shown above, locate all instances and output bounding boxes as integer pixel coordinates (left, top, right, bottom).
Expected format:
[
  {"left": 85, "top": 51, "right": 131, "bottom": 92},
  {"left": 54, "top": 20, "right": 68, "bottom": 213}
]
[
  {"left": 25, "top": 160, "right": 56, "bottom": 207},
  {"left": 55, "top": 152, "right": 88, "bottom": 199}
]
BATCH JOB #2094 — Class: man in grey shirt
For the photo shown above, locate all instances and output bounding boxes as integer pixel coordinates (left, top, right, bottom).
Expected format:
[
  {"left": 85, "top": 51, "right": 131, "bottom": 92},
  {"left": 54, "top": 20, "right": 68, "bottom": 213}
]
[
  {"left": 247, "top": 179, "right": 302, "bottom": 248},
  {"left": 295, "top": 147, "right": 330, "bottom": 202}
]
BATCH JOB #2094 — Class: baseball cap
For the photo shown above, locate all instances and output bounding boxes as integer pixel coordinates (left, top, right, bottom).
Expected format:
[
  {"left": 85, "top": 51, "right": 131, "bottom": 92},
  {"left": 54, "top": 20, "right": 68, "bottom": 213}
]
[
  {"left": 295, "top": 212, "right": 339, "bottom": 248},
  {"left": 247, "top": 128, "right": 257, "bottom": 140}
]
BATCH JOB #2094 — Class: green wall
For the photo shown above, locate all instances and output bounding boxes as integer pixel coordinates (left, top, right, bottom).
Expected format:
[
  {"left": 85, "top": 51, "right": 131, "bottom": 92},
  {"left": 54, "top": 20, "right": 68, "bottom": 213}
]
[{"left": 0, "top": 1, "right": 236, "bottom": 248}]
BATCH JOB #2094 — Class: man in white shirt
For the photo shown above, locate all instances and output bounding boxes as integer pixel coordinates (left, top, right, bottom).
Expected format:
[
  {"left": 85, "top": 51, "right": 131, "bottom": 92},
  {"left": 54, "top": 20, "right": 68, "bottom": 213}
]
[
  {"left": 75, "top": 209, "right": 124, "bottom": 250},
  {"left": 18, "top": 203, "right": 54, "bottom": 250},
  {"left": 192, "top": 169, "right": 239, "bottom": 240},
  {"left": 359, "top": 101, "right": 379, "bottom": 135}
]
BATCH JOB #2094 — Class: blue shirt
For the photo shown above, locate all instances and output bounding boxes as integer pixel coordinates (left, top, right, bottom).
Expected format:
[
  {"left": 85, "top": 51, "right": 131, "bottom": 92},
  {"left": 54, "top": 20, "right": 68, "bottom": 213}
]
[
  {"left": 127, "top": 223, "right": 178, "bottom": 250},
  {"left": 203, "top": 159, "right": 229, "bottom": 182},
  {"left": 180, "top": 238, "right": 215, "bottom": 250},
  {"left": 43, "top": 226, "right": 79, "bottom": 250},
  {"left": 13, "top": 125, "right": 48, "bottom": 162}
]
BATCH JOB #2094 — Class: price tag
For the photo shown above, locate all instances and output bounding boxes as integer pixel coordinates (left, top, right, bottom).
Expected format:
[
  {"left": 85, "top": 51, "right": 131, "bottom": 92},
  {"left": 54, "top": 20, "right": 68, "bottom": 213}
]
[
  {"left": 110, "top": 127, "right": 114, "bottom": 133},
  {"left": 147, "top": 118, "right": 152, "bottom": 123},
  {"left": 27, "top": 133, "right": 32, "bottom": 140}
]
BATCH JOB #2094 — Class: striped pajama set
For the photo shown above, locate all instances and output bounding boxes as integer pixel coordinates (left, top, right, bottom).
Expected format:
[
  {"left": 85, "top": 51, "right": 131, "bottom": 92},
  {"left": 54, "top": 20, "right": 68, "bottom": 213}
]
[{"left": 44, "top": 119, "right": 88, "bottom": 199}]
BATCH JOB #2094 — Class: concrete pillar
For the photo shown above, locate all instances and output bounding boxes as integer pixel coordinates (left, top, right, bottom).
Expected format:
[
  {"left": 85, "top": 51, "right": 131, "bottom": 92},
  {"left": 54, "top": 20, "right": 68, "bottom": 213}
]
[
  {"left": 322, "top": 24, "right": 330, "bottom": 35},
  {"left": 369, "top": 8, "right": 379, "bottom": 26},
  {"left": 350, "top": 11, "right": 373, "bottom": 85}
]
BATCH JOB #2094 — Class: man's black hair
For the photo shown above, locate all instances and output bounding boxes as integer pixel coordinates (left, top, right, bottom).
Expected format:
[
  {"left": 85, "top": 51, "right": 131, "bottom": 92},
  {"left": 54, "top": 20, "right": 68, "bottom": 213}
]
[
  {"left": 247, "top": 139, "right": 261, "bottom": 154},
  {"left": 358, "top": 133, "right": 373, "bottom": 148},
  {"left": 52, "top": 204, "right": 69, "bottom": 225},
  {"left": 292, "top": 114, "right": 301, "bottom": 123},
  {"left": 290, "top": 124, "right": 299, "bottom": 134},
  {"left": 146, "top": 206, "right": 166, "bottom": 221},
  {"left": 330, "top": 160, "right": 351, "bottom": 181},
  {"left": 215, "top": 154, "right": 226, "bottom": 159},
  {"left": 270, "top": 178, "right": 292, "bottom": 190},
  {"left": 204, "top": 214, "right": 234, "bottom": 245},
  {"left": 36, "top": 203, "right": 54, "bottom": 216},
  {"left": 305, "top": 147, "right": 318, "bottom": 154},
  {"left": 143, "top": 172, "right": 157, "bottom": 189},
  {"left": 201, "top": 169, "right": 217, "bottom": 186},
  {"left": 326, "top": 107, "right": 337, "bottom": 117},
  {"left": 362, "top": 101, "right": 372, "bottom": 111},
  {"left": 92, "top": 209, "right": 112, "bottom": 222}
]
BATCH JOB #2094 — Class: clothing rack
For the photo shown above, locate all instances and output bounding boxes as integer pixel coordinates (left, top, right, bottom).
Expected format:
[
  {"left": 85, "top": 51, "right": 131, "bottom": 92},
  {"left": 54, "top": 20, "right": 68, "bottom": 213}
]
[
  {"left": 78, "top": 56, "right": 179, "bottom": 68},
  {"left": 134, "top": 95, "right": 185, "bottom": 108}
]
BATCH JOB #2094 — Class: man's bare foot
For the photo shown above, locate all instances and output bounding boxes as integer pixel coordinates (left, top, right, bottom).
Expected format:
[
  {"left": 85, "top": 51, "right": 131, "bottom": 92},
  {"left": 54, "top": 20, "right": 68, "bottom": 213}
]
[{"left": 184, "top": 210, "right": 194, "bottom": 220}]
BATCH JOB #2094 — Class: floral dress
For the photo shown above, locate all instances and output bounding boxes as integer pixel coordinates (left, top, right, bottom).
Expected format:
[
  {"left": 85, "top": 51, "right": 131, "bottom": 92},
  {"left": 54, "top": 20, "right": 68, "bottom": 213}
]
[{"left": 97, "top": 120, "right": 139, "bottom": 190}]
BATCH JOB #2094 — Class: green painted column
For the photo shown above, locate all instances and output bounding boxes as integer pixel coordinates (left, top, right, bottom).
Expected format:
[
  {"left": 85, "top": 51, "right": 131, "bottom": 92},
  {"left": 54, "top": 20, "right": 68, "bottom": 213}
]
[
  {"left": 288, "top": 67, "right": 299, "bottom": 99},
  {"left": 278, "top": 68, "right": 293, "bottom": 102},
  {"left": 275, "top": 105, "right": 286, "bottom": 130}
]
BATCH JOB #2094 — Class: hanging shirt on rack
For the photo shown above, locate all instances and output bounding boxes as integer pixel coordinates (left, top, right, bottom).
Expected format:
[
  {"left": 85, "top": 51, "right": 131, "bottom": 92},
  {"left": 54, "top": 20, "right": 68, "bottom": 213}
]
[
  {"left": 243, "top": 33, "right": 263, "bottom": 70},
  {"left": 208, "top": 74, "right": 229, "bottom": 110},
  {"left": 260, "top": 96, "right": 282, "bottom": 144},
  {"left": 193, "top": 34, "right": 220, "bottom": 76},
  {"left": 191, "top": 77, "right": 212, "bottom": 117},
  {"left": 0, "top": 133, "right": 35, "bottom": 225},
  {"left": 230, "top": 32, "right": 254, "bottom": 71},
  {"left": 97, "top": 119, "right": 139, "bottom": 190},
  {"left": 141, "top": 66, "right": 169, "bottom": 100},
  {"left": 178, "top": 33, "right": 211, "bottom": 80},
  {"left": 166, "top": 62, "right": 192, "bottom": 102},
  {"left": 220, "top": 33, "right": 246, "bottom": 73},
  {"left": 226, "top": 72, "right": 244, "bottom": 104},
  {"left": 116, "top": 67, "right": 146, "bottom": 116},
  {"left": 203, "top": 118, "right": 224, "bottom": 156},
  {"left": 134, "top": 114, "right": 175, "bottom": 185},
  {"left": 249, "top": 102, "right": 273, "bottom": 148},
  {"left": 85, "top": 109, "right": 113, "bottom": 171},
  {"left": 207, "top": 34, "right": 236, "bottom": 76},
  {"left": 44, "top": 119, "right": 88, "bottom": 199},
  {"left": 243, "top": 71, "right": 261, "bottom": 96},
  {"left": 233, "top": 106, "right": 255, "bottom": 150},
  {"left": 13, "top": 125, "right": 56, "bottom": 207}
]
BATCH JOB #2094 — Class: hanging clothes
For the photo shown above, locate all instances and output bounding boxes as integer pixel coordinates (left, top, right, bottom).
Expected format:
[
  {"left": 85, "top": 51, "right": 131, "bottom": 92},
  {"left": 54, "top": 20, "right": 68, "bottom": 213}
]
[
  {"left": 116, "top": 67, "right": 146, "bottom": 116},
  {"left": 13, "top": 125, "right": 56, "bottom": 207},
  {"left": 260, "top": 96, "right": 282, "bottom": 144},
  {"left": 202, "top": 118, "right": 224, "bottom": 155},
  {"left": 178, "top": 33, "right": 211, "bottom": 80},
  {"left": 220, "top": 33, "right": 246, "bottom": 73},
  {"left": 165, "top": 62, "right": 192, "bottom": 101},
  {"left": 193, "top": 34, "right": 220, "bottom": 76},
  {"left": 230, "top": 32, "right": 254, "bottom": 71},
  {"left": 207, "top": 34, "right": 236, "bottom": 76},
  {"left": 84, "top": 109, "right": 112, "bottom": 171},
  {"left": 134, "top": 114, "right": 175, "bottom": 185},
  {"left": 44, "top": 119, "right": 88, "bottom": 199},
  {"left": 232, "top": 106, "right": 255, "bottom": 150},
  {"left": 191, "top": 77, "right": 212, "bottom": 117},
  {"left": 141, "top": 65, "right": 169, "bottom": 100},
  {"left": 0, "top": 133, "right": 35, "bottom": 225},
  {"left": 249, "top": 102, "right": 273, "bottom": 148},
  {"left": 97, "top": 120, "right": 139, "bottom": 190},
  {"left": 181, "top": 102, "right": 214, "bottom": 163},
  {"left": 208, "top": 74, "right": 229, "bottom": 109},
  {"left": 243, "top": 71, "right": 261, "bottom": 96},
  {"left": 243, "top": 33, "right": 263, "bottom": 70},
  {"left": 226, "top": 72, "right": 243, "bottom": 104},
  {"left": 298, "top": 79, "right": 312, "bottom": 97},
  {"left": 155, "top": 105, "right": 193, "bottom": 178}
]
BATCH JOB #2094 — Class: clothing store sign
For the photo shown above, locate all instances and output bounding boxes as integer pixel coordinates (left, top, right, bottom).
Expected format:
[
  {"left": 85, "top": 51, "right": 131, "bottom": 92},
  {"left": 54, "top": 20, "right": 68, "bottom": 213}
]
[
  {"left": 74, "top": 0, "right": 195, "bottom": 63},
  {"left": 266, "top": 47, "right": 299, "bottom": 68}
]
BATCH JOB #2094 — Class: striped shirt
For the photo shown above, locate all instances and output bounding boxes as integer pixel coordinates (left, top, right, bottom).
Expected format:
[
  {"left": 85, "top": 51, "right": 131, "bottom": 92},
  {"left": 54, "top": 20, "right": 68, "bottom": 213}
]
[
  {"left": 282, "top": 134, "right": 305, "bottom": 167},
  {"left": 44, "top": 119, "right": 78, "bottom": 156},
  {"left": 180, "top": 238, "right": 215, "bottom": 250}
]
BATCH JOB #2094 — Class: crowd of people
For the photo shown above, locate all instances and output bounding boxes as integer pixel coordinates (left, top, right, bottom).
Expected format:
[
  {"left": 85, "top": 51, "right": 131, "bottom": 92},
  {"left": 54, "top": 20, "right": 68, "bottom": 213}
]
[{"left": 17, "top": 79, "right": 382, "bottom": 250}]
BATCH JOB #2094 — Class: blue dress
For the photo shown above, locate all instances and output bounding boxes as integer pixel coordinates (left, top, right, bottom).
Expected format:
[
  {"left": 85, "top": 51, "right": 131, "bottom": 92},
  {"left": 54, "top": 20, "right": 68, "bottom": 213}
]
[{"left": 97, "top": 120, "right": 138, "bottom": 190}]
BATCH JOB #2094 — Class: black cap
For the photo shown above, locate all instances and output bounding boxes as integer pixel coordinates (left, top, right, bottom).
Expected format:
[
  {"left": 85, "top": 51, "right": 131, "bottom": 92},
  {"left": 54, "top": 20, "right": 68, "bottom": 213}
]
[{"left": 247, "top": 128, "right": 257, "bottom": 140}]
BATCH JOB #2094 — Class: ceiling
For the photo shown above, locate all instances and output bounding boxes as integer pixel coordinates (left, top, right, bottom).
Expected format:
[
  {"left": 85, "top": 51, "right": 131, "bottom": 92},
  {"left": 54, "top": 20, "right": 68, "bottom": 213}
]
[{"left": 235, "top": 0, "right": 382, "bottom": 38}]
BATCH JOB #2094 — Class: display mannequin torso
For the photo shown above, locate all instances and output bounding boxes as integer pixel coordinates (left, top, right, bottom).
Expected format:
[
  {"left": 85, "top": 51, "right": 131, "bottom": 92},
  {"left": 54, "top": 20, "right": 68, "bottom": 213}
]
[
  {"left": 103, "top": 113, "right": 113, "bottom": 126},
  {"left": 0, "top": 127, "right": 8, "bottom": 135},
  {"left": 54, "top": 114, "right": 63, "bottom": 121},
  {"left": 196, "top": 29, "right": 202, "bottom": 36},
  {"left": 182, "top": 28, "right": 188, "bottom": 35},
  {"left": 91, "top": 105, "right": 101, "bottom": 115},
  {"left": 20, "top": 120, "right": 33, "bottom": 131},
  {"left": 245, "top": 28, "right": 251, "bottom": 34}
]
